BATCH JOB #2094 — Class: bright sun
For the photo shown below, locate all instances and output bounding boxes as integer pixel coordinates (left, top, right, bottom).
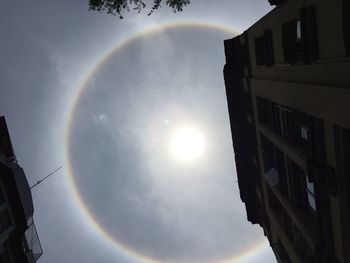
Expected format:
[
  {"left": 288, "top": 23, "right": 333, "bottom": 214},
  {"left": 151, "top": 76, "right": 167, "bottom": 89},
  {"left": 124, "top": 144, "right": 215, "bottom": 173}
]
[{"left": 169, "top": 126, "right": 205, "bottom": 162}]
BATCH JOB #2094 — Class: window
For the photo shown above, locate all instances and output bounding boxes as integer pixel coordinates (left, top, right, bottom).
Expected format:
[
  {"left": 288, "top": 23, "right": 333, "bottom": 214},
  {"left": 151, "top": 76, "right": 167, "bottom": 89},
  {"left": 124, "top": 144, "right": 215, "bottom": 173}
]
[
  {"left": 256, "top": 96, "right": 282, "bottom": 135},
  {"left": 278, "top": 105, "right": 295, "bottom": 141},
  {"left": 256, "top": 96, "right": 270, "bottom": 124},
  {"left": 255, "top": 36, "right": 266, "bottom": 66},
  {"left": 306, "top": 174, "right": 316, "bottom": 211},
  {"left": 282, "top": 5, "right": 318, "bottom": 64},
  {"left": 282, "top": 20, "right": 305, "bottom": 63},
  {"left": 265, "top": 166, "right": 279, "bottom": 187},
  {"left": 300, "top": 5, "right": 318, "bottom": 63},
  {"left": 264, "top": 29, "right": 275, "bottom": 66},
  {"left": 343, "top": 0, "right": 350, "bottom": 55},
  {"left": 257, "top": 96, "right": 316, "bottom": 157},
  {"left": 286, "top": 159, "right": 306, "bottom": 207},
  {"left": 290, "top": 112, "right": 315, "bottom": 156},
  {"left": 301, "top": 126, "right": 309, "bottom": 140},
  {"left": 296, "top": 20, "right": 302, "bottom": 40},
  {"left": 287, "top": 158, "right": 317, "bottom": 214},
  {"left": 254, "top": 29, "right": 274, "bottom": 66},
  {"left": 261, "top": 135, "right": 288, "bottom": 194}
]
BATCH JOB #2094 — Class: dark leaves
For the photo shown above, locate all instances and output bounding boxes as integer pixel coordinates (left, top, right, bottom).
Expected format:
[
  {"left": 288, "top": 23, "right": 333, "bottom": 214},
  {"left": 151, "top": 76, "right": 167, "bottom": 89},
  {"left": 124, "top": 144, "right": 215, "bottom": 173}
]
[{"left": 88, "top": 0, "right": 191, "bottom": 18}]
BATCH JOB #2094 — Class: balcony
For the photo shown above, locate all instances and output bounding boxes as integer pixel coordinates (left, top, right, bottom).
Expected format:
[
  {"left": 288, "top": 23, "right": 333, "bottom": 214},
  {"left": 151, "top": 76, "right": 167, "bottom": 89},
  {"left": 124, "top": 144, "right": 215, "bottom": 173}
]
[{"left": 23, "top": 217, "right": 43, "bottom": 262}]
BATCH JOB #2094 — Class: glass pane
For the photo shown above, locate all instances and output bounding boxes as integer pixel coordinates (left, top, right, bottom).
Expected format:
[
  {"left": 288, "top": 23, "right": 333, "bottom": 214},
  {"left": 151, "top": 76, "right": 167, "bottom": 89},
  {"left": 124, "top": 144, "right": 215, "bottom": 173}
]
[
  {"left": 300, "top": 125, "right": 309, "bottom": 140},
  {"left": 306, "top": 176, "right": 314, "bottom": 194},
  {"left": 264, "top": 167, "right": 279, "bottom": 187},
  {"left": 296, "top": 20, "right": 302, "bottom": 39},
  {"left": 307, "top": 192, "right": 316, "bottom": 211}
]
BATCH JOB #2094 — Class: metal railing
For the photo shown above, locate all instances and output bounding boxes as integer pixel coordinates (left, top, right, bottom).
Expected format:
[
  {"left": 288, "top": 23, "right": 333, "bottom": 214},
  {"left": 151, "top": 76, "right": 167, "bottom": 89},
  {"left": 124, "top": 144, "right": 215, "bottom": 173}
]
[{"left": 23, "top": 217, "right": 43, "bottom": 262}]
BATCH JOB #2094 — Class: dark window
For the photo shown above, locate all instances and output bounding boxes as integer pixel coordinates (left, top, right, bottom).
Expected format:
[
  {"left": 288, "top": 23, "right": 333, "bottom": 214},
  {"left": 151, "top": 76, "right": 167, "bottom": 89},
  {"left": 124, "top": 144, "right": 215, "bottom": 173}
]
[
  {"left": 261, "top": 134, "right": 274, "bottom": 173},
  {"left": 284, "top": 211, "right": 294, "bottom": 240},
  {"left": 254, "top": 29, "right": 275, "bottom": 66},
  {"left": 267, "top": 187, "right": 279, "bottom": 209},
  {"left": 296, "top": 20, "right": 302, "bottom": 40},
  {"left": 300, "top": 5, "right": 318, "bottom": 63},
  {"left": 287, "top": 158, "right": 317, "bottom": 214},
  {"left": 255, "top": 36, "right": 266, "bottom": 65},
  {"left": 256, "top": 96, "right": 267, "bottom": 123},
  {"left": 275, "top": 147, "right": 287, "bottom": 195},
  {"left": 282, "top": 20, "right": 305, "bottom": 63},
  {"left": 264, "top": 29, "right": 275, "bottom": 66},
  {"left": 289, "top": 111, "right": 314, "bottom": 156},
  {"left": 257, "top": 96, "right": 271, "bottom": 124},
  {"left": 256, "top": 96, "right": 281, "bottom": 135},
  {"left": 343, "top": 0, "right": 350, "bottom": 55},
  {"left": 278, "top": 105, "right": 295, "bottom": 141},
  {"left": 306, "top": 174, "right": 316, "bottom": 211},
  {"left": 261, "top": 135, "right": 287, "bottom": 194},
  {"left": 257, "top": 96, "right": 318, "bottom": 157},
  {"left": 287, "top": 159, "right": 306, "bottom": 207},
  {"left": 262, "top": 139, "right": 318, "bottom": 215},
  {"left": 282, "top": 5, "right": 318, "bottom": 64}
]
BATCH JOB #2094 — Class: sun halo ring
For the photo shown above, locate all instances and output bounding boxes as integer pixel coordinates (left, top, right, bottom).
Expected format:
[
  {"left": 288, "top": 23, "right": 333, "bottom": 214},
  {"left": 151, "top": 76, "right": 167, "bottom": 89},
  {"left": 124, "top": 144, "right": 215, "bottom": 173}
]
[{"left": 64, "top": 21, "right": 268, "bottom": 263}]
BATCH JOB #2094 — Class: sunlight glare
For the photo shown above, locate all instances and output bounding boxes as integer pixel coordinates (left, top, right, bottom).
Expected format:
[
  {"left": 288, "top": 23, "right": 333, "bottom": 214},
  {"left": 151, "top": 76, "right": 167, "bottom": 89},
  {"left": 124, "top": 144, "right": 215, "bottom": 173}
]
[{"left": 169, "top": 126, "right": 205, "bottom": 162}]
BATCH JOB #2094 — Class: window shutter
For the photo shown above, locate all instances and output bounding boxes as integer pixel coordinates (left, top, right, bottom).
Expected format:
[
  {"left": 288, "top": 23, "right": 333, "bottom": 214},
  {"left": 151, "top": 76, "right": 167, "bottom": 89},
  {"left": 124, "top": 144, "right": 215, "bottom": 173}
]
[{"left": 300, "top": 5, "right": 318, "bottom": 63}]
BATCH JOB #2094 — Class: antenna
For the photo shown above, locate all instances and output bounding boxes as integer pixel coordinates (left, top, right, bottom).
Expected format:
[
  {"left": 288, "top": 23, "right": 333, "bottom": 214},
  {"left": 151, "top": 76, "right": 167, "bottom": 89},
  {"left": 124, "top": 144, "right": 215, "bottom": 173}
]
[{"left": 30, "top": 166, "right": 62, "bottom": 190}]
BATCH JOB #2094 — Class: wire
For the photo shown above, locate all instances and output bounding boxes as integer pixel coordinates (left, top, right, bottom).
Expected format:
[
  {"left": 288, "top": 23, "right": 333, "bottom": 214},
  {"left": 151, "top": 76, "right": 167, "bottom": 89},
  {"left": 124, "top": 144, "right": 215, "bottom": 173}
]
[{"left": 30, "top": 166, "right": 62, "bottom": 189}]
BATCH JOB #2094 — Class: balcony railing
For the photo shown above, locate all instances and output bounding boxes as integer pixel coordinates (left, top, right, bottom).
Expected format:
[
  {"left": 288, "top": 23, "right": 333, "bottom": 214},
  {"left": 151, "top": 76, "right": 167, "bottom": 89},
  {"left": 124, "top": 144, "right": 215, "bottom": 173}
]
[{"left": 23, "top": 217, "right": 43, "bottom": 262}]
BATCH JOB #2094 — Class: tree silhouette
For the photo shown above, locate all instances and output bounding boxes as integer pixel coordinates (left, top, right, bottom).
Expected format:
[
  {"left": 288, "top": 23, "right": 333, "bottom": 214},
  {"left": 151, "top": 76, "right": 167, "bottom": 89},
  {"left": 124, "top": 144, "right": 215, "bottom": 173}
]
[{"left": 89, "top": 0, "right": 191, "bottom": 18}]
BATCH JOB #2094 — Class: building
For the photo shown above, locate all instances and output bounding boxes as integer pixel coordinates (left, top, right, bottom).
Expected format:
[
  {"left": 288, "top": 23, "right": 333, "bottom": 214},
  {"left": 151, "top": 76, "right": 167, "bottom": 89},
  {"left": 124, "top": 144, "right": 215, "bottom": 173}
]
[
  {"left": 0, "top": 116, "right": 42, "bottom": 262},
  {"left": 223, "top": 0, "right": 350, "bottom": 262}
]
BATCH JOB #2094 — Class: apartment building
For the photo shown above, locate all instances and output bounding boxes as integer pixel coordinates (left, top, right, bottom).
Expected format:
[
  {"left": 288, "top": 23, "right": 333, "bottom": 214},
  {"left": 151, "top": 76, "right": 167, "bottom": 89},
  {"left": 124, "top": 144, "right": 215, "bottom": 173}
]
[
  {"left": 223, "top": 0, "right": 350, "bottom": 262},
  {"left": 0, "top": 116, "right": 42, "bottom": 262}
]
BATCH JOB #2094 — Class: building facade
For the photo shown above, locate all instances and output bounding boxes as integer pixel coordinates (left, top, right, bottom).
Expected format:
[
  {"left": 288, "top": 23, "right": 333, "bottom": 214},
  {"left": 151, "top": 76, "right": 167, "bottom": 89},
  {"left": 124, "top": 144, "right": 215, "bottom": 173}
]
[
  {"left": 224, "top": 0, "right": 350, "bottom": 262},
  {"left": 0, "top": 116, "right": 42, "bottom": 262}
]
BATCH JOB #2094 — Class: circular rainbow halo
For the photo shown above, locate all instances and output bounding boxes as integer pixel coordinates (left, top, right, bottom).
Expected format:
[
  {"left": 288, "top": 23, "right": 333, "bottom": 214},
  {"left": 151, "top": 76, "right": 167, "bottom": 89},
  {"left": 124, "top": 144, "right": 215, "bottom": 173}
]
[{"left": 169, "top": 126, "right": 205, "bottom": 162}]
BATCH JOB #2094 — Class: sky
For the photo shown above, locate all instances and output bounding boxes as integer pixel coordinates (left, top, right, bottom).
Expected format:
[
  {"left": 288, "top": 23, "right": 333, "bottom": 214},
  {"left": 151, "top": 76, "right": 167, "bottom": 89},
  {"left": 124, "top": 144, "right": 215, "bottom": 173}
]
[{"left": 0, "top": 1, "right": 276, "bottom": 262}]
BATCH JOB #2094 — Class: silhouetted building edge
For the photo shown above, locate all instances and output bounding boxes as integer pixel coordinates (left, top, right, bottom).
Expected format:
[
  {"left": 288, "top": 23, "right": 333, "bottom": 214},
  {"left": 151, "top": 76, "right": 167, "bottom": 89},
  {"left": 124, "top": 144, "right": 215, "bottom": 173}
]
[{"left": 0, "top": 116, "right": 43, "bottom": 262}]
